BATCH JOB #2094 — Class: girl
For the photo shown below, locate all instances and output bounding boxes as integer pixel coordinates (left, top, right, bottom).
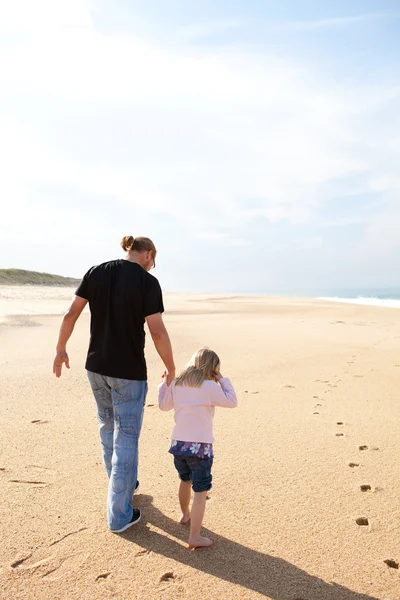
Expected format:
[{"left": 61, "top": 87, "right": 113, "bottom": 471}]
[{"left": 158, "top": 347, "right": 237, "bottom": 548}]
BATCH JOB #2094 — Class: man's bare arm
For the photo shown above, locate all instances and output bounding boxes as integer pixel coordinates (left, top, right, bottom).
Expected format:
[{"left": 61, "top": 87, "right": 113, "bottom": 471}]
[
  {"left": 146, "top": 312, "right": 175, "bottom": 384},
  {"left": 53, "top": 296, "right": 88, "bottom": 377}
]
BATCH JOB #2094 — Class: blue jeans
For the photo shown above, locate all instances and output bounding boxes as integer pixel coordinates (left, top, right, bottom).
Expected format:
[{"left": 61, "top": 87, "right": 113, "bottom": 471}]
[{"left": 87, "top": 371, "right": 147, "bottom": 531}]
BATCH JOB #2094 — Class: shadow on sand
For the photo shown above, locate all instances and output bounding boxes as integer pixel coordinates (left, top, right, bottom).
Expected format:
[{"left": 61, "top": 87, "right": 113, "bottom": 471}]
[{"left": 123, "top": 494, "right": 379, "bottom": 600}]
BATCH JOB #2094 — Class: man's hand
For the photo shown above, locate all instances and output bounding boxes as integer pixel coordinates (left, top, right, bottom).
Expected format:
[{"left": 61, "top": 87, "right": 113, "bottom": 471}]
[
  {"left": 53, "top": 350, "right": 70, "bottom": 378},
  {"left": 162, "top": 368, "right": 176, "bottom": 386},
  {"left": 167, "top": 368, "right": 176, "bottom": 386}
]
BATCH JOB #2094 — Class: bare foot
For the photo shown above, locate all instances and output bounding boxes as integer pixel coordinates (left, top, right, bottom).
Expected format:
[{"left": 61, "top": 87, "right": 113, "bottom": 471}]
[
  {"left": 179, "top": 513, "right": 190, "bottom": 524},
  {"left": 188, "top": 535, "right": 213, "bottom": 549}
]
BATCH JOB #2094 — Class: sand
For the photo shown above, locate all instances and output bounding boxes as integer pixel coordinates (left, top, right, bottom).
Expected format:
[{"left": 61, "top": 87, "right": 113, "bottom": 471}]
[{"left": 0, "top": 294, "right": 399, "bottom": 600}]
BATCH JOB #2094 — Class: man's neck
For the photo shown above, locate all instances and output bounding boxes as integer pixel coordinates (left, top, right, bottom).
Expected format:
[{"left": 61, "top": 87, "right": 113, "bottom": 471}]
[{"left": 124, "top": 252, "right": 140, "bottom": 265}]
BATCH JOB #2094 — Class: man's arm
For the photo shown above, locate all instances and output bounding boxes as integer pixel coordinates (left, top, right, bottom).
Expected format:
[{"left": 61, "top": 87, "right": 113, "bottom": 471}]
[
  {"left": 146, "top": 312, "right": 175, "bottom": 384},
  {"left": 53, "top": 296, "right": 88, "bottom": 378}
]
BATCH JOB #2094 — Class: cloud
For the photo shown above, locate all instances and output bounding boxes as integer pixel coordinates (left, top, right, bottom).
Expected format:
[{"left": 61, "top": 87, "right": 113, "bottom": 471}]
[
  {"left": 281, "top": 12, "right": 399, "bottom": 31},
  {"left": 180, "top": 18, "right": 247, "bottom": 41},
  {"left": 0, "top": 0, "right": 94, "bottom": 32},
  {"left": 1, "top": 1, "right": 399, "bottom": 287}
]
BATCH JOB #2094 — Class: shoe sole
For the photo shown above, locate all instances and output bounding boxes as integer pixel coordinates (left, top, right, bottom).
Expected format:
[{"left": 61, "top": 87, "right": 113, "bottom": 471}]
[{"left": 111, "top": 513, "right": 141, "bottom": 533}]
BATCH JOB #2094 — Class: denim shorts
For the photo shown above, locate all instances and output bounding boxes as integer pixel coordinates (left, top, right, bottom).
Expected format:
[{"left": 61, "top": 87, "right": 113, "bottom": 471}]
[{"left": 173, "top": 455, "right": 213, "bottom": 492}]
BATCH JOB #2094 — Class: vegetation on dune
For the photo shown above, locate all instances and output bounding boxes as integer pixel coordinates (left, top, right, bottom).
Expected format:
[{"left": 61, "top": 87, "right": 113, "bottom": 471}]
[{"left": 0, "top": 269, "right": 80, "bottom": 286}]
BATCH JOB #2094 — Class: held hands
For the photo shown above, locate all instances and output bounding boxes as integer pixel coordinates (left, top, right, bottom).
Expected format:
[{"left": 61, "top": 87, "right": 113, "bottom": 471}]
[
  {"left": 53, "top": 350, "right": 70, "bottom": 378},
  {"left": 162, "top": 368, "right": 176, "bottom": 386}
]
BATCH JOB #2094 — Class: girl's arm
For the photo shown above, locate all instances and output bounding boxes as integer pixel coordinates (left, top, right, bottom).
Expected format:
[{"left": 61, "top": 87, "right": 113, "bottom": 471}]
[
  {"left": 209, "top": 378, "right": 237, "bottom": 408},
  {"left": 158, "top": 381, "right": 174, "bottom": 411}
]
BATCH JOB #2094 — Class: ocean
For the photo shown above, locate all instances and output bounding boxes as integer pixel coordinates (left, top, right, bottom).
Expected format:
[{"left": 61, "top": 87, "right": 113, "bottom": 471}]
[
  {"left": 0, "top": 285, "right": 399, "bottom": 321},
  {"left": 317, "top": 295, "right": 400, "bottom": 309},
  {"left": 315, "top": 288, "right": 400, "bottom": 309}
]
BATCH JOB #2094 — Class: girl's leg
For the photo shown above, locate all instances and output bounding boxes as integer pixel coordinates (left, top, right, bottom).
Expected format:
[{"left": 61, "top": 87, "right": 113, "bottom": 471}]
[
  {"left": 173, "top": 456, "right": 192, "bottom": 523},
  {"left": 179, "top": 480, "right": 191, "bottom": 524},
  {"left": 188, "top": 491, "right": 213, "bottom": 548}
]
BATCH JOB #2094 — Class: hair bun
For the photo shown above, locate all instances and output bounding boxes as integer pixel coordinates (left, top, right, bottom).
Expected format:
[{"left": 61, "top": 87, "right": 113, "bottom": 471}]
[{"left": 120, "top": 235, "right": 135, "bottom": 251}]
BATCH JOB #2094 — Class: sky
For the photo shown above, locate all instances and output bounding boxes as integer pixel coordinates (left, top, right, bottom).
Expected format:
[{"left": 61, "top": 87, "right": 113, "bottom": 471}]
[{"left": 1, "top": 0, "right": 399, "bottom": 293}]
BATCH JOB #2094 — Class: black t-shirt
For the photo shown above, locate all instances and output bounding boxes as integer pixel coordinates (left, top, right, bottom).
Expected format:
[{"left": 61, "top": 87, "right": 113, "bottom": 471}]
[{"left": 76, "top": 259, "right": 164, "bottom": 380}]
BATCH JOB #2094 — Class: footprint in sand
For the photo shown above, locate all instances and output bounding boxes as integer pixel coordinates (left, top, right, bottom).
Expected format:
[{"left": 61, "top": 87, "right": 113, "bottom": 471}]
[
  {"left": 160, "top": 571, "right": 176, "bottom": 583},
  {"left": 358, "top": 444, "right": 380, "bottom": 451},
  {"left": 11, "top": 528, "right": 89, "bottom": 579},
  {"left": 95, "top": 572, "right": 111, "bottom": 581},
  {"left": 11, "top": 547, "right": 65, "bottom": 571},
  {"left": 11, "top": 554, "right": 56, "bottom": 571},
  {"left": 135, "top": 549, "right": 151, "bottom": 557},
  {"left": 10, "top": 479, "right": 48, "bottom": 487},
  {"left": 49, "top": 527, "right": 88, "bottom": 547},
  {"left": 28, "top": 465, "right": 53, "bottom": 471},
  {"left": 384, "top": 559, "right": 399, "bottom": 569},
  {"left": 11, "top": 554, "right": 34, "bottom": 569},
  {"left": 42, "top": 552, "right": 89, "bottom": 581},
  {"left": 360, "top": 485, "right": 372, "bottom": 492}
]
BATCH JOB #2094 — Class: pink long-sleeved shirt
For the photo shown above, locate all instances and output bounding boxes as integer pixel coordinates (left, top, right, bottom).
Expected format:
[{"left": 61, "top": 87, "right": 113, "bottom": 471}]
[{"left": 158, "top": 378, "right": 237, "bottom": 444}]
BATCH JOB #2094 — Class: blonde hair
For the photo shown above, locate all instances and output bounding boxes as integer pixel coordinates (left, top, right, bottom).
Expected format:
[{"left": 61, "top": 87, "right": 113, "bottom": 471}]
[
  {"left": 120, "top": 235, "right": 157, "bottom": 258},
  {"left": 175, "top": 347, "right": 220, "bottom": 388}
]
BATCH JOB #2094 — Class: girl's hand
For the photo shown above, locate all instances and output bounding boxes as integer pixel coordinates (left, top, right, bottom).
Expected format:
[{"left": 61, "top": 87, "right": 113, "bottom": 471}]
[{"left": 212, "top": 370, "right": 223, "bottom": 382}]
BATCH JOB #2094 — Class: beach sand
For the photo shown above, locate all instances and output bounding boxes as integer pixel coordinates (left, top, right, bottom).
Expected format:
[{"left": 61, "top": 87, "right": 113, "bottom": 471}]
[{"left": 0, "top": 294, "right": 399, "bottom": 599}]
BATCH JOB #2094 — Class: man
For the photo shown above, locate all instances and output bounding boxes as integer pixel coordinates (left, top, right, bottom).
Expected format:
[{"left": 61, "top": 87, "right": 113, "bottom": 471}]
[{"left": 53, "top": 235, "right": 175, "bottom": 533}]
